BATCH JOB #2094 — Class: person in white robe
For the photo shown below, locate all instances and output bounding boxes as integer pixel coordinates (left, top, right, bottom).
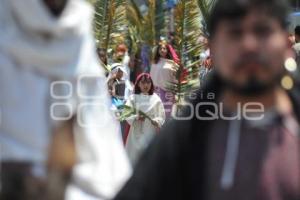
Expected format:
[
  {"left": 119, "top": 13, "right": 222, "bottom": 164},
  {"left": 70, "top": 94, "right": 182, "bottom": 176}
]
[
  {"left": 125, "top": 73, "right": 165, "bottom": 166},
  {"left": 107, "top": 63, "right": 133, "bottom": 104},
  {"left": 0, "top": 0, "right": 131, "bottom": 199}
]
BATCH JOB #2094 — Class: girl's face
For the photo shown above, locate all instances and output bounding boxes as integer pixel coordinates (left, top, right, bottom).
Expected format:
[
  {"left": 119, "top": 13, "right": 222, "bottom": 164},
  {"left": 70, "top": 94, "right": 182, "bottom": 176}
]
[
  {"left": 159, "top": 45, "right": 168, "bottom": 58},
  {"left": 138, "top": 77, "right": 152, "bottom": 94}
]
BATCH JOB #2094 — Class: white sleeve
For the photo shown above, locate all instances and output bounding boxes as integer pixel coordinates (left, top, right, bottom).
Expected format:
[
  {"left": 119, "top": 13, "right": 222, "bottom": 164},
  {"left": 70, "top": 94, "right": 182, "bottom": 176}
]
[
  {"left": 65, "top": 74, "right": 132, "bottom": 200},
  {"left": 125, "top": 96, "right": 138, "bottom": 126},
  {"left": 124, "top": 80, "right": 133, "bottom": 102},
  {"left": 152, "top": 100, "right": 166, "bottom": 127}
]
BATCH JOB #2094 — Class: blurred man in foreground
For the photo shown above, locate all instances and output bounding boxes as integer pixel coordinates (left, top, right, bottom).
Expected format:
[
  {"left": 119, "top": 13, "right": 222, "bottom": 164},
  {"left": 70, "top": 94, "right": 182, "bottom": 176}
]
[
  {"left": 114, "top": 0, "right": 300, "bottom": 199},
  {"left": 0, "top": 0, "right": 131, "bottom": 199}
]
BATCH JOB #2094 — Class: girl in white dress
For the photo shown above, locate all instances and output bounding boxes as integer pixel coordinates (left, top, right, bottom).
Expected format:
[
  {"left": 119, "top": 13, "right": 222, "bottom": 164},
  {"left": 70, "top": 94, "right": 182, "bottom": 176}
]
[{"left": 125, "top": 73, "right": 166, "bottom": 166}]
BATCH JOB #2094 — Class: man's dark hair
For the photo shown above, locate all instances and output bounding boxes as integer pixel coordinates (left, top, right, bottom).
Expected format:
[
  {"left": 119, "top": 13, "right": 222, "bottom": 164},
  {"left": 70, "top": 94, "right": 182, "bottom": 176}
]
[
  {"left": 295, "top": 25, "right": 300, "bottom": 36},
  {"left": 43, "top": 0, "right": 68, "bottom": 17},
  {"left": 208, "top": 0, "right": 290, "bottom": 38}
]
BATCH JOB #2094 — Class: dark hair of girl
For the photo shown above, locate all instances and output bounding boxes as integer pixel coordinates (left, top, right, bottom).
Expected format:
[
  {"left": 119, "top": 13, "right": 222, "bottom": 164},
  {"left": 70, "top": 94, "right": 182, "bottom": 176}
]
[
  {"left": 134, "top": 73, "right": 155, "bottom": 95},
  {"left": 207, "top": 0, "right": 289, "bottom": 38}
]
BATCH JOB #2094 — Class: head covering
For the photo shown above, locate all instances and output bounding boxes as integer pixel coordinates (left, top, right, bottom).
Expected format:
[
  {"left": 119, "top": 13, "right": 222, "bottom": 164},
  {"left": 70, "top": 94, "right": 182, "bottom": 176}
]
[
  {"left": 0, "top": 1, "right": 131, "bottom": 199},
  {"left": 0, "top": 0, "right": 101, "bottom": 78},
  {"left": 134, "top": 72, "right": 150, "bottom": 84},
  {"left": 111, "top": 63, "right": 128, "bottom": 75}
]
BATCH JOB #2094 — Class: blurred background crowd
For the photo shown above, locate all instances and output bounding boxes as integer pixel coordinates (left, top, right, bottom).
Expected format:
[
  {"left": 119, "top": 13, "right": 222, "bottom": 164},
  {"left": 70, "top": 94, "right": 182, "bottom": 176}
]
[{"left": 0, "top": 0, "right": 300, "bottom": 200}]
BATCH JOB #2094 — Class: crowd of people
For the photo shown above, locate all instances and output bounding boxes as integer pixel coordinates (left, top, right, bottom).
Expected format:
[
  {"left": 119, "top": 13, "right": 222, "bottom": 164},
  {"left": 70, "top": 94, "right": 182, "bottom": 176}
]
[
  {"left": 0, "top": 0, "right": 300, "bottom": 200},
  {"left": 97, "top": 37, "right": 215, "bottom": 166},
  {"left": 98, "top": 42, "right": 175, "bottom": 165}
]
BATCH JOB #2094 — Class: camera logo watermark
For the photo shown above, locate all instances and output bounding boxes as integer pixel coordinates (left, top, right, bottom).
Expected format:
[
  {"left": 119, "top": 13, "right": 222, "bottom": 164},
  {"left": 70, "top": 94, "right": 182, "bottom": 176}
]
[
  {"left": 50, "top": 76, "right": 265, "bottom": 128},
  {"left": 50, "top": 75, "right": 111, "bottom": 128}
]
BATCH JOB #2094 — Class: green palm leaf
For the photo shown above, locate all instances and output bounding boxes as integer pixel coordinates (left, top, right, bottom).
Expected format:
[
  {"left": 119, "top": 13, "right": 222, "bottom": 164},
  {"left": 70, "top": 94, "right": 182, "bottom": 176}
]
[
  {"left": 197, "top": 0, "right": 217, "bottom": 36},
  {"left": 127, "top": 0, "right": 168, "bottom": 48},
  {"left": 91, "top": 0, "right": 128, "bottom": 51},
  {"left": 119, "top": 105, "right": 156, "bottom": 124},
  {"left": 166, "top": 0, "right": 202, "bottom": 106}
]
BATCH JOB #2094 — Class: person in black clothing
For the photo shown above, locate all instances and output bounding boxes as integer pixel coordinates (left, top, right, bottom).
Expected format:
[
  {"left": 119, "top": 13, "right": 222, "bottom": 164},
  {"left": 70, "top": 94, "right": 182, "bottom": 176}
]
[{"left": 114, "top": 0, "right": 300, "bottom": 200}]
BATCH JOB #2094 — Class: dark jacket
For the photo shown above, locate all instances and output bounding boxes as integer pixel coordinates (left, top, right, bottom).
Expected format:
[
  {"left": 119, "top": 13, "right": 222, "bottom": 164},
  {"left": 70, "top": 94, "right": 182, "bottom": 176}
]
[{"left": 114, "top": 73, "right": 300, "bottom": 200}]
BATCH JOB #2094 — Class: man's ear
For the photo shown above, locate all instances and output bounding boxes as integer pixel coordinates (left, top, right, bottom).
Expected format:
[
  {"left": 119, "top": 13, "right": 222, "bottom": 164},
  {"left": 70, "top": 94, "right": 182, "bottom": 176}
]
[{"left": 43, "top": 0, "right": 68, "bottom": 17}]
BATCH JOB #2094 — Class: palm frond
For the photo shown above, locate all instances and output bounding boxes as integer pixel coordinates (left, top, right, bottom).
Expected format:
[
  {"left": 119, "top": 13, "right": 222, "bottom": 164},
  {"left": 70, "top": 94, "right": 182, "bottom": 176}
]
[
  {"left": 155, "top": 0, "right": 168, "bottom": 41},
  {"left": 142, "top": 0, "right": 156, "bottom": 46},
  {"left": 118, "top": 105, "right": 136, "bottom": 122},
  {"left": 197, "top": 0, "right": 217, "bottom": 36},
  {"left": 119, "top": 105, "right": 155, "bottom": 124},
  {"left": 126, "top": 0, "right": 148, "bottom": 58},
  {"left": 126, "top": 0, "right": 167, "bottom": 71},
  {"left": 174, "top": 0, "right": 203, "bottom": 61},
  {"left": 127, "top": 0, "right": 144, "bottom": 27},
  {"left": 92, "top": 0, "right": 128, "bottom": 51},
  {"left": 127, "top": 0, "right": 168, "bottom": 48},
  {"left": 167, "top": 0, "right": 203, "bottom": 105}
]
